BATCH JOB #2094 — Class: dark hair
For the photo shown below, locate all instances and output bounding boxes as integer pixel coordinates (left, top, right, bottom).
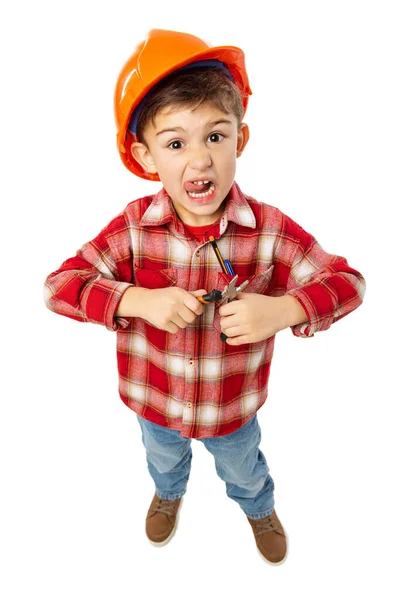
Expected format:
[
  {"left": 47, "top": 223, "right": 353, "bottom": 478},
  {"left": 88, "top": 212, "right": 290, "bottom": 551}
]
[{"left": 137, "top": 67, "right": 244, "bottom": 144}]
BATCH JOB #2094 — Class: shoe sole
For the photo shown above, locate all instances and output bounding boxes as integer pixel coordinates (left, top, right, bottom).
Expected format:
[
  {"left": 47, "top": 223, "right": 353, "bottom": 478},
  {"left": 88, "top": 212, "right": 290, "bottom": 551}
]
[
  {"left": 147, "top": 496, "right": 184, "bottom": 547},
  {"left": 256, "top": 527, "right": 289, "bottom": 566}
]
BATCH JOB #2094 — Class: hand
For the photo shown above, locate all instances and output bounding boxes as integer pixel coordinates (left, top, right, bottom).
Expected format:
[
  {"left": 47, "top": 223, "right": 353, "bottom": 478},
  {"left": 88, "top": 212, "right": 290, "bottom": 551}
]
[
  {"left": 219, "top": 293, "right": 293, "bottom": 345},
  {"left": 140, "top": 287, "right": 207, "bottom": 333}
]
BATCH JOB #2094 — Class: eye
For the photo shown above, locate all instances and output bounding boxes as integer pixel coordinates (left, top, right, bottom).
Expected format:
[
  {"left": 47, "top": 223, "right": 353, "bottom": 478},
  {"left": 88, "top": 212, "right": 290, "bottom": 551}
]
[
  {"left": 207, "top": 132, "right": 224, "bottom": 143},
  {"left": 168, "top": 140, "right": 184, "bottom": 150}
]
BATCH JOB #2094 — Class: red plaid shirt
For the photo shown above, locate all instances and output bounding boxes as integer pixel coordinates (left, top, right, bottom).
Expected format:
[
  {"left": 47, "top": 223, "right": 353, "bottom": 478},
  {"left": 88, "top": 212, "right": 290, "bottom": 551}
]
[{"left": 44, "top": 182, "right": 366, "bottom": 438}]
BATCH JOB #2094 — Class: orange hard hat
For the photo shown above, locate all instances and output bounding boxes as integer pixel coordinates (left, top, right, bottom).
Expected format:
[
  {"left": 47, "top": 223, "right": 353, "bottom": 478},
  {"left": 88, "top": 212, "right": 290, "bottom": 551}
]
[{"left": 114, "top": 29, "right": 252, "bottom": 180}]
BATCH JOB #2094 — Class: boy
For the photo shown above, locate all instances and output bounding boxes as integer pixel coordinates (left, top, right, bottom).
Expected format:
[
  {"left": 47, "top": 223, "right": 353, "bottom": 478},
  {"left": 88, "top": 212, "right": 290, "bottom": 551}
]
[{"left": 44, "top": 29, "right": 366, "bottom": 565}]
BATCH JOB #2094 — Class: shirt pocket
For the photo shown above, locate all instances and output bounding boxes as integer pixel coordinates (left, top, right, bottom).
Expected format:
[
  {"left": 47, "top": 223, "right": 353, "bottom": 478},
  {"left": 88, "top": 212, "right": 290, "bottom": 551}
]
[
  {"left": 212, "top": 264, "right": 275, "bottom": 333},
  {"left": 133, "top": 267, "right": 177, "bottom": 289}
]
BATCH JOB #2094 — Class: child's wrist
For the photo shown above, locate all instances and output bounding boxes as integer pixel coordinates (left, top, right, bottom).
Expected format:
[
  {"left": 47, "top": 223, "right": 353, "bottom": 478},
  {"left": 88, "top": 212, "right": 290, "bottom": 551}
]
[
  {"left": 281, "top": 294, "right": 308, "bottom": 328},
  {"left": 115, "top": 286, "right": 149, "bottom": 318}
]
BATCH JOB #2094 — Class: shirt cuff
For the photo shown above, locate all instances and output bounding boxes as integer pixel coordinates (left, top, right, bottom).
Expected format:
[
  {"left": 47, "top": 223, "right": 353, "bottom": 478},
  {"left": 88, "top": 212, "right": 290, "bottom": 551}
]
[
  {"left": 286, "top": 287, "right": 334, "bottom": 338},
  {"left": 83, "top": 279, "right": 133, "bottom": 331}
]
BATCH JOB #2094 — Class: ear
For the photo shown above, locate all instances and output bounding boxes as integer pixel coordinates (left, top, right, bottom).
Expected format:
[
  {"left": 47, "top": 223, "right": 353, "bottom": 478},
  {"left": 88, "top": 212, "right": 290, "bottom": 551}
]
[
  {"left": 236, "top": 123, "right": 250, "bottom": 158},
  {"left": 130, "top": 142, "right": 158, "bottom": 174}
]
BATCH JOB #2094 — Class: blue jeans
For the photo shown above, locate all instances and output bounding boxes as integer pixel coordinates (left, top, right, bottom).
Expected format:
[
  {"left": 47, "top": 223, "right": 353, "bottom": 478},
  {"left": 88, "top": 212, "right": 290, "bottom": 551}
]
[{"left": 137, "top": 414, "right": 275, "bottom": 520}]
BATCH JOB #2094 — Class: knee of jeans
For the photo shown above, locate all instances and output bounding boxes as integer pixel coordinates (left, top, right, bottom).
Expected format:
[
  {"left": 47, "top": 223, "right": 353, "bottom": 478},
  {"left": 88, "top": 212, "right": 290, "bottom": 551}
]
[
  {"left": 149, "top": 444, "right": 192, "bottom": 474},
  {"left": 226, "top": 473, "right": 268, "bottom": 497},
  {"left": 216, "top": 451, "right": 269, "bottom": 489}
]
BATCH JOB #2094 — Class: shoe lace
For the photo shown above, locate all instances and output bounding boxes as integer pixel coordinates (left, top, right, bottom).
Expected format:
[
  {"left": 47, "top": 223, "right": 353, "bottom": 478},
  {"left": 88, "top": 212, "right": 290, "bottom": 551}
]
[
  {"left": 252, "top": 515, "right": 281, "bottom": 537},
  {"left": 154, "top": 498, "right": 177, "bottom": 517}
]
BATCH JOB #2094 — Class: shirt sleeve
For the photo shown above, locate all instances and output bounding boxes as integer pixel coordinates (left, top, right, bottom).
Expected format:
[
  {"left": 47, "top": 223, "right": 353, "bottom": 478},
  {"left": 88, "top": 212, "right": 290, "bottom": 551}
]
[
  {"left": 43, "top": 212, "right": 134, "bottom": 332},
  {"left": 283, "top": 214, "right": 366, "bottom": 338}
]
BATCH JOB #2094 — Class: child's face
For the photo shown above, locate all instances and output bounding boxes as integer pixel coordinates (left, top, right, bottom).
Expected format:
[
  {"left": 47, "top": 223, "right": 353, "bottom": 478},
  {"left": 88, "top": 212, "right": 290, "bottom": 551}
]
[{"left": 131, "top": 102, "right": 249, "bottom": 226}]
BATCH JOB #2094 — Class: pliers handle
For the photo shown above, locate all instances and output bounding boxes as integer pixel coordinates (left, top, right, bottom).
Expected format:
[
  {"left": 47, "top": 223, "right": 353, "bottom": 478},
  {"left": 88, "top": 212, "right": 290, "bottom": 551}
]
[
  {"left": 198, "top": 289, "right": 224, "bottom": 304},
  {"left": 197, "top": 274, "right": 242, "bottom": 305}
]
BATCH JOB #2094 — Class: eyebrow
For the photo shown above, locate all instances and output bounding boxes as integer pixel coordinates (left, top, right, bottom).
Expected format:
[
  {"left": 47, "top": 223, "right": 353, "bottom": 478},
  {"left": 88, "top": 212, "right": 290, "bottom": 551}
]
[{"left": 156, "top": 119, "right": 234, "bottom": 136}]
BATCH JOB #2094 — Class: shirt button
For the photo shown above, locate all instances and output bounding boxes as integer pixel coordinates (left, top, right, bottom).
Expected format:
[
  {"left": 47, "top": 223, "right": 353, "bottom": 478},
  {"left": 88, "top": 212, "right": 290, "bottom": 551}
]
[
  {"left": 196, "top": 251, "right": 200, "bottom": 256},
  {"left": 189, "top": 359, "right": 194, "bottom": 365},
  {"left": 187, "top": 402, "right": 193, "bottom": 408}
]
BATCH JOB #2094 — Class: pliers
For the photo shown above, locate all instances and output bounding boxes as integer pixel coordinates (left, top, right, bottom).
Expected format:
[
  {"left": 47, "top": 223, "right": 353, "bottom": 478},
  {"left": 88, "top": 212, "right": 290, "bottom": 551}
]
[
  {"left": 197, "top": 274, "right": 249, "bottom": 304},
  {"left": 197, "top": 274, "right": 250, "bottom": 342}
]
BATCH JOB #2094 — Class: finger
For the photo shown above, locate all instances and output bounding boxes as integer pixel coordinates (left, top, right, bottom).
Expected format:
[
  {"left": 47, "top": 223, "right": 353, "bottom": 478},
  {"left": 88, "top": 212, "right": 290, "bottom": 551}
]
[
  {"left": 219, "top": 302, "right": 239, "bottom": 317},
  {"left": 185, "top": 291, "right": 207, "bottom": 315},
  {"left": 170, "top": 313, "right": 189, "bottom": 329},
  {"left": 226, "top": 335, "right": 251, "bottom": 346},
  {"left": 177, "top": 305, "right": 198, "bottom": 324},
  {"left": 221, "top": 324, "right": 243, "bottom": 338},
  {"left": 165, "top": 322, "right": 179, "bottom": 334},
  {"left": 220, "top": 316, "right": 240, "bottom": 331}
]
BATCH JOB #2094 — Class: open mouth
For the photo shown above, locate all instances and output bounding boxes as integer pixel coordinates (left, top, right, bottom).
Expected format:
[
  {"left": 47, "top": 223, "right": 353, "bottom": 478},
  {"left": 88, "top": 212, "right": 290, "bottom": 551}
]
[{"left": 184, "top": 180, "right": 216, "bottom": 199}]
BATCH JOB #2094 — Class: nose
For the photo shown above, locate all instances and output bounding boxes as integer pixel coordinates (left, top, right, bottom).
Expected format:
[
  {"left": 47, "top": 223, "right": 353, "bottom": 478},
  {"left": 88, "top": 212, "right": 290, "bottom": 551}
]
[{"left": 188, "top": 145, "right": 212, "bottom": 171}]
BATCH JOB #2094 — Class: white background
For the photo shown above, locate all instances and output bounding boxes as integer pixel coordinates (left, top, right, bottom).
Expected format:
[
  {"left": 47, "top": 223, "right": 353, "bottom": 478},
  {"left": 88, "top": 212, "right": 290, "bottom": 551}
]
[{"left": 1, "top": 1, "right": 399, "bottom": 598}]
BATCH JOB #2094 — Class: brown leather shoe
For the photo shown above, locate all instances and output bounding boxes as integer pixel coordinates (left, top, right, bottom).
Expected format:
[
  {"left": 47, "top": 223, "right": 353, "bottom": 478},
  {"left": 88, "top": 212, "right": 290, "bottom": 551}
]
[
  {"left": 247, "top": 510, "right": 288, "bottom": 564},
  {"left": 145, "top": 493, "right": 183, "bottom": 546}
]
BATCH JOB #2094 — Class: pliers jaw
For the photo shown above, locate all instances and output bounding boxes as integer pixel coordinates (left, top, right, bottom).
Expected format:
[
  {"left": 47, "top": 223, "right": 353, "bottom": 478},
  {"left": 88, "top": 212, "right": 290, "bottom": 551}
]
[{"left": 198, "top": 275, "right": 249, "bottom": 305}]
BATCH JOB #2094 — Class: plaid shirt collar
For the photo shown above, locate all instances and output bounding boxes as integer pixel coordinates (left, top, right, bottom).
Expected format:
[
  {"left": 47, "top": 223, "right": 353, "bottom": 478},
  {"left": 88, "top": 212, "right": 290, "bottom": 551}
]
[{"left": 140, "top": 181, "right": 257, "bottom": 235}]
